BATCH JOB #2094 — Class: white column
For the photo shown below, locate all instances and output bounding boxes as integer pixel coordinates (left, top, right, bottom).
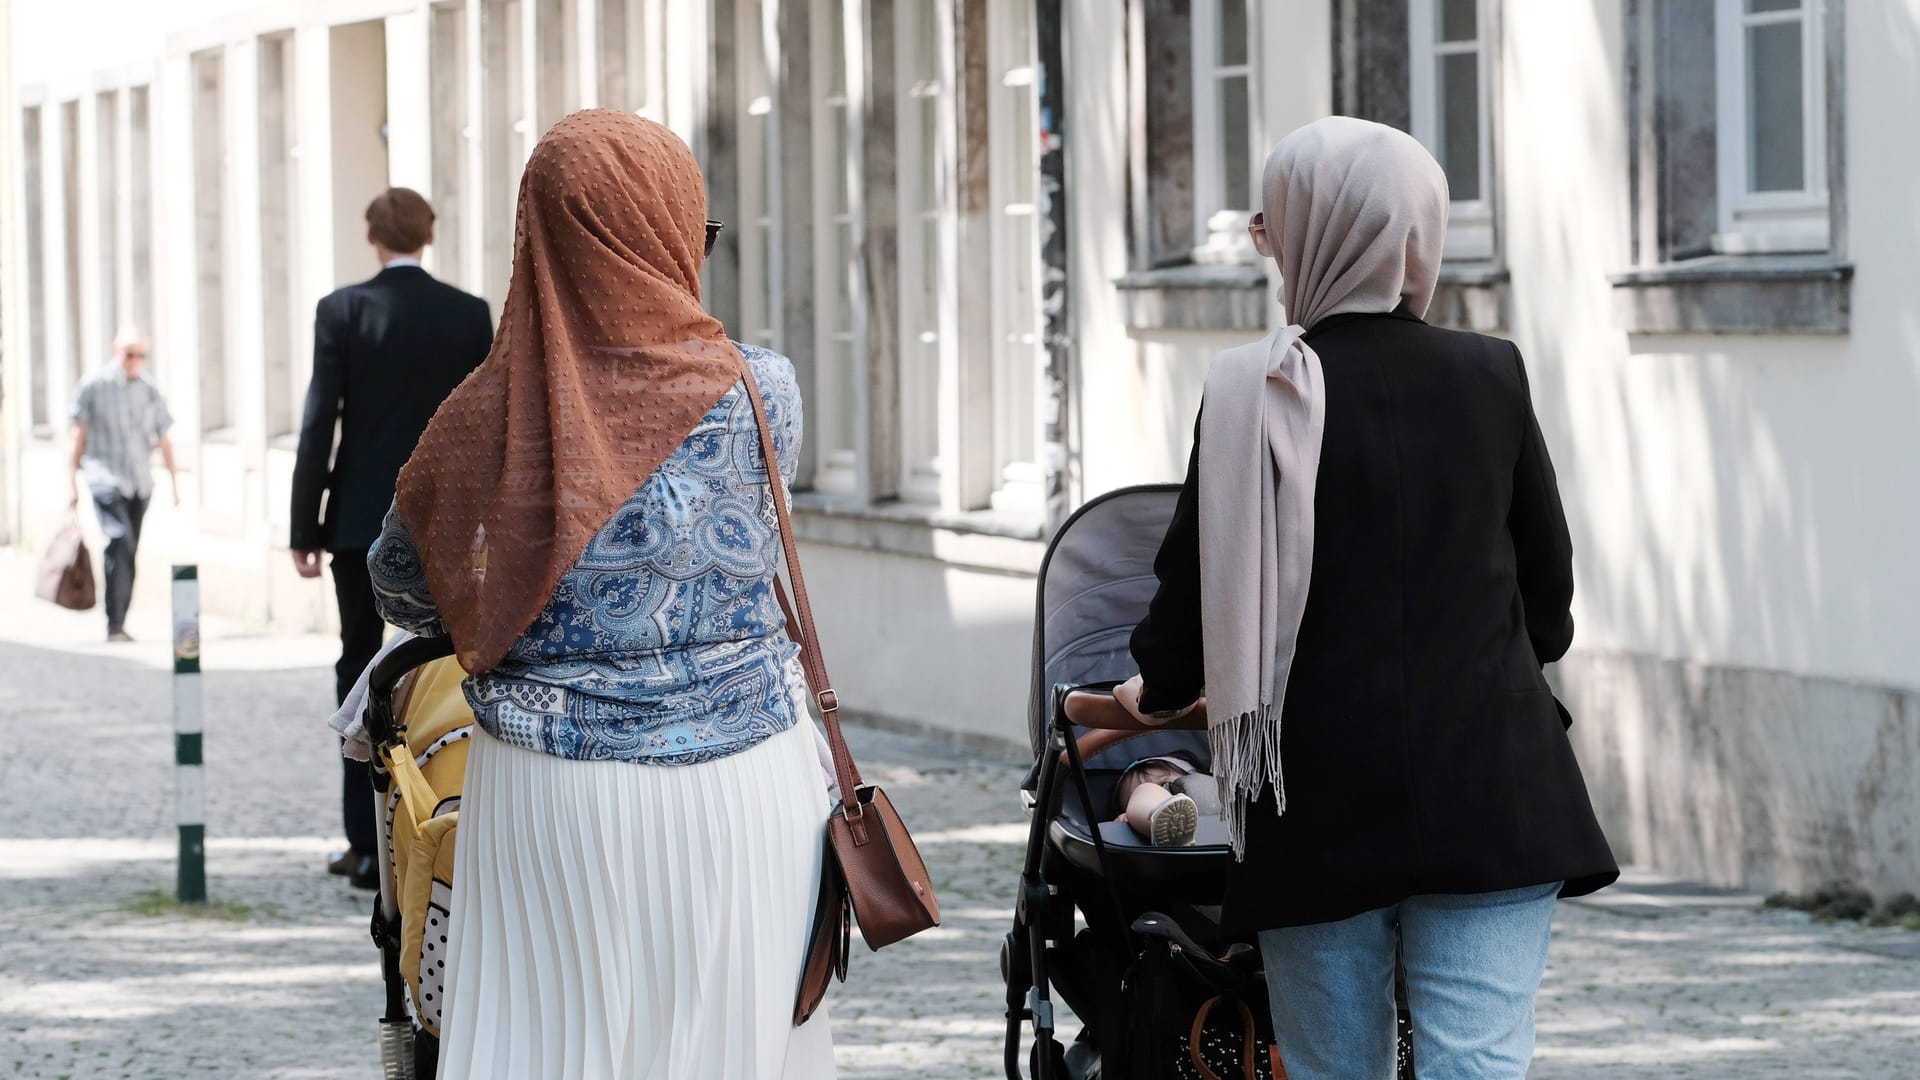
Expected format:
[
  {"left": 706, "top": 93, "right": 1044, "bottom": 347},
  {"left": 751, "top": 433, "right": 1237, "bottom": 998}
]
[
  {"left": 575, "top": 0, "right": 601, "bottom": 107},
  {"left": 662, "top": 0, "right": 707, "bottom": 150},
  {"left": 291, "top": 25, "right": 335, "bottom": 404},
  {"left": 224, "top": 39, "right": 269, "bottom": 539},
  {"left": 386, "top": 8, "right": 434, "bottom": 195},
  {"left": 42, "top": 101, "right": 75, "bottom": 417},
  {"left": 75, "top": 90, "right": 104, "bottom": 373},
  {"left": 156, "top": 55, "right": 203, "bottom": 449},
  {"left": 1254, "top": 0, "right": 1329, "bottom": 326},
  {"left": 114, "top": 87, "right": 137, "bottom": 333},
  {"left": 382, "top": 7, "right": 432, "bottom": 197},
  {"left": 462, "top": 0, "right": 487, "bottom": 294},
  {"left": 0, "top": 76, "right": 25, "bottom": 544}
]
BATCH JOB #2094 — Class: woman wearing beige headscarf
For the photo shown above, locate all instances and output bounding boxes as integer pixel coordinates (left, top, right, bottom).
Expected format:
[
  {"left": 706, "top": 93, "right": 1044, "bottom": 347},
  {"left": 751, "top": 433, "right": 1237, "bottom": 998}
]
[
  {"left": 366, "top": 111, "right": 835, "bottom": 1078},
  {"left": 1122, "top": 117, "right": 1617, "bottom": 1077}
]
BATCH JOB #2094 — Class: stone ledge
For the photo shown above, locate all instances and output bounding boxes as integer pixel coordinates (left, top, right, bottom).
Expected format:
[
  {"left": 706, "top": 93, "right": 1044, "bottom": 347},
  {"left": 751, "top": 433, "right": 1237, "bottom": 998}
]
[
  {"left": 1609, "top": 255, "right": 1853, "bottom": 334},
  {"left": 1114, "top": 265, "right": 1271, "bottom": 332},
  {"left": 1430, "top": 261, "right": 1510, "bottom": 334}
]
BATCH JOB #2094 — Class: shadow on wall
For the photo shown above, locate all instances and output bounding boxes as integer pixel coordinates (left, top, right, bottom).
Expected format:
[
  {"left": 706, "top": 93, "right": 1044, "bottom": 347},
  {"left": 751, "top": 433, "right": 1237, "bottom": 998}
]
[{"left": 1520, "top": 2, "right": 1920, "bottom": 896}]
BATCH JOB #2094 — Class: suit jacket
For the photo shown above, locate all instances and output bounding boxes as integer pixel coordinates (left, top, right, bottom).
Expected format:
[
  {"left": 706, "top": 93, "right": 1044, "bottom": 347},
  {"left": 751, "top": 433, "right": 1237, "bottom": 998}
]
[
  {"left": 291, "top": 265, "right": 492, "bottom": 553},
  {"left": 1131, "top": 309, "right": 1618, "bottom": 931}
]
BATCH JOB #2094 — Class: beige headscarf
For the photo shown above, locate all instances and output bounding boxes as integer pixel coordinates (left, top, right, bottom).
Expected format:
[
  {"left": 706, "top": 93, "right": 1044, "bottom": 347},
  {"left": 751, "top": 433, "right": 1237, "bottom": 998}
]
[{"left": 1198, "top": 117, "right": 1448, "bottom": 855}]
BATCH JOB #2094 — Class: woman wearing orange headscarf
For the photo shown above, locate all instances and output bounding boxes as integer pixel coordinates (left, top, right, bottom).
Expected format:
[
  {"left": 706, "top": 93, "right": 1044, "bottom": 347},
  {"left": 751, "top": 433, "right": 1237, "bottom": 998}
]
[{"left": 368, "top": 111, "right": 835, "bottom": 1078}]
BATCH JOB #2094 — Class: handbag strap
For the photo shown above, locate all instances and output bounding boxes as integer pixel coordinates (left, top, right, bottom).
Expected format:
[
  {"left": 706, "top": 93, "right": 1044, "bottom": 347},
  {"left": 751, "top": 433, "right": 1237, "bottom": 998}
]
[
  {"left": 1187, "top": 995, "right": 1262, "bottom": 1080},
  {"left": 738, "top": 361, "right": 864, "bottom": 815}
]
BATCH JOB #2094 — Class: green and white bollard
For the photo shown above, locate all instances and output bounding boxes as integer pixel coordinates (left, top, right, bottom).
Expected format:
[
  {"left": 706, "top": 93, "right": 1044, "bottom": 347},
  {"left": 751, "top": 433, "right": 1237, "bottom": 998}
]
[{"left": 172, "top": 564, "right": 206, "bottom": 905}]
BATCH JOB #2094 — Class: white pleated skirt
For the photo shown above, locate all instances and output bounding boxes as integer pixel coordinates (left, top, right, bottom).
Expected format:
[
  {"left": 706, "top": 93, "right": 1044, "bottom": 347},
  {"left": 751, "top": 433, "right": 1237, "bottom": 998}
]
[{"left": 436, "top": 722, "right": 837, "bottom": 1080}]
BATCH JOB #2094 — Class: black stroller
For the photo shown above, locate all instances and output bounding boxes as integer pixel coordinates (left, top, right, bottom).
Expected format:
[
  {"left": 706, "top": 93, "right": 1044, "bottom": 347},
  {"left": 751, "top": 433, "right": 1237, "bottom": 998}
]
[{"left": 1003, "top": 485, "right": 1413, "bottom": 1080}]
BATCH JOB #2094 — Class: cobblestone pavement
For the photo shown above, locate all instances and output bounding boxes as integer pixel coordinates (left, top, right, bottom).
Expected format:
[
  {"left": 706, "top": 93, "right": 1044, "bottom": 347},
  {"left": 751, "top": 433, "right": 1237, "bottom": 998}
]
[{"left": 2, "top": 552, "right": 1917, "bottom": 1078}]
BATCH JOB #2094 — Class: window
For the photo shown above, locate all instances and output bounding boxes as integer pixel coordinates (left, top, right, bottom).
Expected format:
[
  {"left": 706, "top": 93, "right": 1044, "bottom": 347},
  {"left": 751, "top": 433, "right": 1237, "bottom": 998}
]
[
  {"left": 1613, "top": 0, "right": 1848, "bottom": 333},
  {"left": 987, "top": 0, "right": 1041, "bottom": 512},
  {"left": 1191, "top": 0, "right": 1254, "bottom": 240},
  {"left": 1714, "top": 0, "right": 1827, "bottom": 253},
  {"left": 736, "top": 0, "right": 783, "bottom": 352},
  {"left": 811, "top": 0, "right": 862, "bottom": 497},
  {"left": 896, "top": 0, "right": 949, "bottom": 504},
  {"left": 1409, "top": 0, "right": 1493, "bottom": 260}
]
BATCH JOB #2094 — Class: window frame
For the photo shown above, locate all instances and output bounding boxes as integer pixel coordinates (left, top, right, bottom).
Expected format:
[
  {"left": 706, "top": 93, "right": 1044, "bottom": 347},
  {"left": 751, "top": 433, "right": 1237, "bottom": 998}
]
[
  {"left": 1712, "top": 0, "right": 1829, "bottom": 255},
  {"left": 735, "top": 0, "right": 783, "bottom": 353},
  {"left": 1190, "top": 0, "right": 1255, "bottom": 245},
  {"left": 1407, "top": 0, "right": 1495, "bottom": 261}
]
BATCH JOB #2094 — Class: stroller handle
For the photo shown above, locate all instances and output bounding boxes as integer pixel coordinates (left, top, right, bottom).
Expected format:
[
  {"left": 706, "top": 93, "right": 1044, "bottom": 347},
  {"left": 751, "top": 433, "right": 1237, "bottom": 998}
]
[
  {"left": 1058, "top": 687, "right": 1209, "bottom": 769},
  {"left": 363, "top": 635, "right": 460, "bottom": 748},
  {"left": 1062, "top": 687, "right": 1208, "bottom": 732}
]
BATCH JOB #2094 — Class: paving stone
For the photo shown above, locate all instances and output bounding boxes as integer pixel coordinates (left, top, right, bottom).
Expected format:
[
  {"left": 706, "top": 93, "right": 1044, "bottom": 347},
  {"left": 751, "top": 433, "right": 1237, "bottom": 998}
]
[{"left": 2, "top": 551, "right": 1915, "bottom": 1077}]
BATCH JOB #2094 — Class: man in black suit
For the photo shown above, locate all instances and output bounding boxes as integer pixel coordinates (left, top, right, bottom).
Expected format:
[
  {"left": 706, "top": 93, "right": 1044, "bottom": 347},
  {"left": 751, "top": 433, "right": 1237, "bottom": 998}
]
[{"left": 291, "top": 188, "right": 492, "bottom": 888}]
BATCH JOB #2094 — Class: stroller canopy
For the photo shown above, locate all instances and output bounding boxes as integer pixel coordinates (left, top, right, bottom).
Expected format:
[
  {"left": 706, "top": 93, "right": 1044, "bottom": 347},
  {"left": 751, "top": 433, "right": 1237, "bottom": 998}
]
[{"left": 1027, "top": 484, "right": 1181, "bottom": 756}]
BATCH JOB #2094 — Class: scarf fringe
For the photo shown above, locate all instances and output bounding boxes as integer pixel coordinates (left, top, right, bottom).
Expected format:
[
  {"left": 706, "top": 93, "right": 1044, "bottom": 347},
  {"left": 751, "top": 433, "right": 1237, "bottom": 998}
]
[{"left": 1209, "top": 703, "right": 1285, "bottom": 861}]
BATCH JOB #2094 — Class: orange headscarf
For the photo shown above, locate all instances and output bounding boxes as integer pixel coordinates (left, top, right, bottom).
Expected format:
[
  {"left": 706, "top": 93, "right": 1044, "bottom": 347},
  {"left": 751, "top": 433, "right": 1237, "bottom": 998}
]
[{"left": 395, "top": 110, "right": 745, "bottom": 674}]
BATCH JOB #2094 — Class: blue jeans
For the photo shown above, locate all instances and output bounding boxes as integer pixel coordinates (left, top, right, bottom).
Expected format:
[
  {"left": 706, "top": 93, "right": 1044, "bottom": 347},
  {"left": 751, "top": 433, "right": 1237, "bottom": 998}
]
[{"left": 1257, "top": 882, "right": 1561, "bottom": 1080}]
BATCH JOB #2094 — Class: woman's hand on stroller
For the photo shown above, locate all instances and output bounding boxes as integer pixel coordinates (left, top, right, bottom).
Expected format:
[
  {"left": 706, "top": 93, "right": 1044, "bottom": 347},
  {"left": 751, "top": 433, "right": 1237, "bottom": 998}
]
[{"left": 1114, "top": 674, "right": 1201, "bottom": 726}]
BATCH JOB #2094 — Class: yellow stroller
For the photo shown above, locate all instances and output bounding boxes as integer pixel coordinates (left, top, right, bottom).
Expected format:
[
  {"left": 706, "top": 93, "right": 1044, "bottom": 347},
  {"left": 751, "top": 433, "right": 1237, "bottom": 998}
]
[{"left": 362, "top": 634, "right": 467, "bottom": 1080}]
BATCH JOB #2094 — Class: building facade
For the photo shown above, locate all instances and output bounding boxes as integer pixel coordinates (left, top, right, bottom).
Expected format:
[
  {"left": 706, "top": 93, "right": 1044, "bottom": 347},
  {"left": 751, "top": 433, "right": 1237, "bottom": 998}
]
[{"left": 5, "top": 0, "right": 1917, "bottom": 896}]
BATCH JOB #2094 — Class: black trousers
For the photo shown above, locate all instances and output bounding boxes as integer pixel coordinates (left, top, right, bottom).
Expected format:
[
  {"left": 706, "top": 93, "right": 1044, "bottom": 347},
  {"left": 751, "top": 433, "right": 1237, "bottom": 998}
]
[
  {"left": 92, "top": 493, "right": 149, "bottom": 634},
  {"left": 331, "top": 549, "right": 385, "bottom": 853}
]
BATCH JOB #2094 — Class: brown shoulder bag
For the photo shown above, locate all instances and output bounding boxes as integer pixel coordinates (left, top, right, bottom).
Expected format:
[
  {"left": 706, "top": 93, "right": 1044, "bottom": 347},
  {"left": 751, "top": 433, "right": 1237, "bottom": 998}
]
[
  {"left": 739, "top": 365, "right": 942, "bottom": 1027},
  {"left": 36, "top": 516, "right": 97, "bottom": 612}
]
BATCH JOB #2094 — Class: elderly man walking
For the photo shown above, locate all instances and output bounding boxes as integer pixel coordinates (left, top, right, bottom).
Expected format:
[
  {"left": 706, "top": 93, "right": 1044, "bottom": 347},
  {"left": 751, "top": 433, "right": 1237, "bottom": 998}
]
[
  {"left": 68, "top": 328, "right": 179, "bottom": 643},
  {"left": 291, "top": 188, "right": 492, "bottom": 889}
]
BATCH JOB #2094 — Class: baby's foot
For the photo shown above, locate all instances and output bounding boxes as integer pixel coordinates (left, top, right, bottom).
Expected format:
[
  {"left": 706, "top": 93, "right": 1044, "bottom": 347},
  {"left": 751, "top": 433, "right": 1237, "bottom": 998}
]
[{"left": 1146, "top": 792, "right": 1199, "bottom": 847}]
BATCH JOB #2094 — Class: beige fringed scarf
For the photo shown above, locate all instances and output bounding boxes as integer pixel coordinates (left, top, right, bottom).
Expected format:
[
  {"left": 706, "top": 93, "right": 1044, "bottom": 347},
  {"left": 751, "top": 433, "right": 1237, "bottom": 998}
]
[{"left": 1200, "top": 118, "right": 1449, "bottom": 856}]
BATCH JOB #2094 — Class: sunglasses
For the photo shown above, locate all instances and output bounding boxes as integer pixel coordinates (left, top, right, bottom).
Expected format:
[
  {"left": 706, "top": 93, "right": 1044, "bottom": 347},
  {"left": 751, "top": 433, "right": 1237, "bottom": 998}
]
[{"left": 705, "top": 220, "right": 724, "bottom": 256}]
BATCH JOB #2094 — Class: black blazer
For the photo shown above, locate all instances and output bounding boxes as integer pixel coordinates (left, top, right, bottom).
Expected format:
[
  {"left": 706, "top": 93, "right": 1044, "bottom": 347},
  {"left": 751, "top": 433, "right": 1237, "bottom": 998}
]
[
  {"left": 290, "top": 266, "right": 492, "bottom": 552},
  {"left": 1131, "top": 310, "right": 1617, "bottom": 931}
]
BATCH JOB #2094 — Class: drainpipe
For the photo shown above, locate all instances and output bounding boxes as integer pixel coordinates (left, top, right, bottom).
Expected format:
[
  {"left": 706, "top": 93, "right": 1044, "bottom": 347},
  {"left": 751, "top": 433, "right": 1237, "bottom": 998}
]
[{"left": 1035, "top": 0, "right": 1072, "bottom": 535}]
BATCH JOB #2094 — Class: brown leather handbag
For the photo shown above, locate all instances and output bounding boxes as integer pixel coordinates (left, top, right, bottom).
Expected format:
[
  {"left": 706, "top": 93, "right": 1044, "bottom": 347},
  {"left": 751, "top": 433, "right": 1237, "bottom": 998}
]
[
  {"left": 739, "top": 366, "right": 942, "bottom": 1026},
  {"left": 36, "top": 517, "right": 97, "bottom": 612}
]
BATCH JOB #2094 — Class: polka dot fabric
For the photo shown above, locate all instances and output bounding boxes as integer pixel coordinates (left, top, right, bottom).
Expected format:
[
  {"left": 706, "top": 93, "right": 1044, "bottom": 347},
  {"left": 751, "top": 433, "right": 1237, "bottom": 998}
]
[{"left": 395, "top": 110, "right": 746, "bottom": 674}]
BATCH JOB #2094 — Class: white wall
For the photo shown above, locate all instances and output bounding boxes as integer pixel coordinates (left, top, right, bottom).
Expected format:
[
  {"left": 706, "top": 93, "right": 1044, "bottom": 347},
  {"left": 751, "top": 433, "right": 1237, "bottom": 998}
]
[
  {"left": 10, "top": 0, "right": 264, "bottom": 88},
  {"left": 1504, "top": 0, "right": 1920, "bottom": 693},
  {"left": 797, "top": 540, "right": 1041, "bottom": 745}
]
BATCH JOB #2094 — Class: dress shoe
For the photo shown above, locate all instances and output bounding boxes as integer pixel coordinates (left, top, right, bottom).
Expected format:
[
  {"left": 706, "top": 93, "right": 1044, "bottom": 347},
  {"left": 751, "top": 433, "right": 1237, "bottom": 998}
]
[
  {"left": 326, "top": 848, "right": 364, "bottom": 876},
  {"left": 107, "top": 630, "right": 134, "bottom": 643},
  {"left": 348, "top": 852, "right": 381, "bottom": 891}
]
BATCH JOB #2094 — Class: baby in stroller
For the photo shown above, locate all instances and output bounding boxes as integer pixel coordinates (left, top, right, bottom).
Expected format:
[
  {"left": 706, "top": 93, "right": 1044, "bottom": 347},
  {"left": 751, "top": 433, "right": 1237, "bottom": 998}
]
[
  {"left": 1111, "top": 675, "right": 1216, "bottom": 847},
  {"left": 1113, "top": 751, "right": 1217, "bottom": 847}
]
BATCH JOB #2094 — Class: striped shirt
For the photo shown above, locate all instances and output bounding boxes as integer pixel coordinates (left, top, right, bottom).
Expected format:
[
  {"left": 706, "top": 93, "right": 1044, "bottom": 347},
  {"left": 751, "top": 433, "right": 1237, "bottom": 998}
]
[{"left": 71, "top": 366, "right": 173, "bottom": 499}]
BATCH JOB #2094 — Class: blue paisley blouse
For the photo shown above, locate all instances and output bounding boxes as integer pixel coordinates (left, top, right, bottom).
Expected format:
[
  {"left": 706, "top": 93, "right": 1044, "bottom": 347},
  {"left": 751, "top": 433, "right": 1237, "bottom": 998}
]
[{"left": 367, "top": 344, "right": 805, "bottom": 765}]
